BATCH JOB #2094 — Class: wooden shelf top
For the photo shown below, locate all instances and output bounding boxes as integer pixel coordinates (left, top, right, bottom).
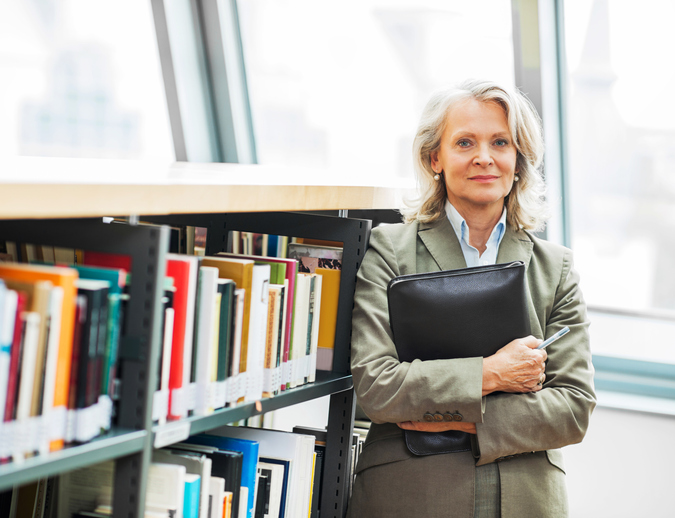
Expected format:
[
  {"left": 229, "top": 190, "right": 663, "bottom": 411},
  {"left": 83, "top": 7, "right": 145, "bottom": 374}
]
[{"left": 1, "top": 157, "right": 414, "bottom": 219}]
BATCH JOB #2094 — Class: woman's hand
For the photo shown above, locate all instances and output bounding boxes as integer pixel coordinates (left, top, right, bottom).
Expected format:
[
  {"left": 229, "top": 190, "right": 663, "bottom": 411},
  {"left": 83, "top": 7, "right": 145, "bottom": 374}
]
[
  {"left": 482, "top": 335, "right": 547, "bottom": 396},
  {"left": 397, "top": 421, "right": 477, "bottom": 434}
]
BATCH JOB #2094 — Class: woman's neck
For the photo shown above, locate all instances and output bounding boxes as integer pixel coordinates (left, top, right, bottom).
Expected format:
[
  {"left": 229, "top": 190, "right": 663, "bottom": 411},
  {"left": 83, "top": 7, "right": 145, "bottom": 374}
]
[{"left": 450, "top": 200, "right": 504, "bottom": 255}]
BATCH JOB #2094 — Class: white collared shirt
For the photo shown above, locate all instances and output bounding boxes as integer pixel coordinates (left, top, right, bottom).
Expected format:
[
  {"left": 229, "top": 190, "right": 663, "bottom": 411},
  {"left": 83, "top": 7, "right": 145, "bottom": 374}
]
[{"left": 445, "top": 199, "right": 507, "bottom": 267}]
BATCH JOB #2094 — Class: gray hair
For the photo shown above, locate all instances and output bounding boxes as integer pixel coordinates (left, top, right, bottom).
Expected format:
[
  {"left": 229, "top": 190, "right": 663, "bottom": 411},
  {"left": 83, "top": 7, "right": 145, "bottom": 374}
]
[{"left": 402, "top": 79, "right": 548, "bottom": 231}]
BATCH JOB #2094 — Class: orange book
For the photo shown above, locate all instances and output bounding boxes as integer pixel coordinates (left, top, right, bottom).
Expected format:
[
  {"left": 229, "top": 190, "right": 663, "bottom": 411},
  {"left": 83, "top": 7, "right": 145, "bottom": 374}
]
[
  {"left": 201, "top": 257, "right": 254, "bottom": 375},
  {"left": 0, "top": 263, "right": 78, "bottom": 451},
  {"left": 223, "top": 491, "right": 233, "bottom": 518}
]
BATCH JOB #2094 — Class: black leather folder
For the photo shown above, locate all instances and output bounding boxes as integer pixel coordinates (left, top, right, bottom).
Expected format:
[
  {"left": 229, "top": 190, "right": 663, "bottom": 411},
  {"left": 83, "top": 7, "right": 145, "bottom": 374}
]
[{"left": 387, "top": 261, "right": 530, "bottom": 363}]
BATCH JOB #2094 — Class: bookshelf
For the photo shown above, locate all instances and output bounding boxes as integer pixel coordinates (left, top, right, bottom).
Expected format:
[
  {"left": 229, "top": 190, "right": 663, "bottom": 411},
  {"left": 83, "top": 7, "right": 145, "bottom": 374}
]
[{"left": 0, "top": 157, "right": 409, "bottom": 518}]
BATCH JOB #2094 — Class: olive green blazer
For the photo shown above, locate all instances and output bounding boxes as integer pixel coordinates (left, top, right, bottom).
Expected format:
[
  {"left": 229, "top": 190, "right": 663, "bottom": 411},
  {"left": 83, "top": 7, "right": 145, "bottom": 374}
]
[{"left": 347, "top": 217, "right": 596, "bottom": 518}]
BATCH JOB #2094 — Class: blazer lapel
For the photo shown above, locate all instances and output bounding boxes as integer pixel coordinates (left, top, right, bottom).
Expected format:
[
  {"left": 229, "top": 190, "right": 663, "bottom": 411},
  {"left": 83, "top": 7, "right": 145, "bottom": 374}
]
[
  {"left": 496, "top": 226, "right": 534, "bottom": 268},
  {"left": 418, "top": 217, "right": 467, "bottom": 271}
]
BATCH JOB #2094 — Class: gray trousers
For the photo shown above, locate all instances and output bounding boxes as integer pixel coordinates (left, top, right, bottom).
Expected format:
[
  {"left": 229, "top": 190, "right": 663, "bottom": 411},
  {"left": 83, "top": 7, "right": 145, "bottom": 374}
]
[{"left": 474, "top": 462, "right": 500, "bottom": 518}]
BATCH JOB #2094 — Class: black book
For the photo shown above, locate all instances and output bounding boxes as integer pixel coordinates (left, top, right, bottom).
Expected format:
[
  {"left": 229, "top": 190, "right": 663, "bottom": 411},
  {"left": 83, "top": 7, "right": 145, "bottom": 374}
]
[{"left": 74, "top": 279, "right": 110, "bottom": 410}]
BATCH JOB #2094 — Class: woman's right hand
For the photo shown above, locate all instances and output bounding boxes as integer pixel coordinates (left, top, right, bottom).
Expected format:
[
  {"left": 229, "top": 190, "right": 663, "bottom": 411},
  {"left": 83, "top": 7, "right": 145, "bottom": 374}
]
[{"left": 482, "top": 335, "right": 547, "bottom": 396}]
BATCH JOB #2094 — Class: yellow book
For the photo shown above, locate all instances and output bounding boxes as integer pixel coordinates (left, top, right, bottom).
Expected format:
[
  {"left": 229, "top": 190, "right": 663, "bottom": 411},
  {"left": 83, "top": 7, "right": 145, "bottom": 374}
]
[{"left": 315, "top": 268, "right": 340, "bottom": 371}]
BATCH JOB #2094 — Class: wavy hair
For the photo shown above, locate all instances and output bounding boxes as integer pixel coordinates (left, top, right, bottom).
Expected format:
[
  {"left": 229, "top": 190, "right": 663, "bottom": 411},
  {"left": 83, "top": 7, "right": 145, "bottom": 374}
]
[{"left": 402, "top": 79, "right": 548, "bottom": 231}]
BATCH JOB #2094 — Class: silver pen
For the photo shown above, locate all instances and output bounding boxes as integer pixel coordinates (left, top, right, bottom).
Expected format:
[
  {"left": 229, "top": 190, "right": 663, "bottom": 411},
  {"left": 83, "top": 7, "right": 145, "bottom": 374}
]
[{"left": 537, "top": 326, "right": 570, "bottom": 350}]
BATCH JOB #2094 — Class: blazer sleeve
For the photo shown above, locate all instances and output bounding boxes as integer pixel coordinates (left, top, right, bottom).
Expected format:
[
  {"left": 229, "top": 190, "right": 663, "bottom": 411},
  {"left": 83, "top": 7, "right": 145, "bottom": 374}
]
[
  {"left": 351, "top": 226, "right": 485, "bottom": 425},
  {"left": 474, "top": 248, "right": 597, "bottom": 465}
]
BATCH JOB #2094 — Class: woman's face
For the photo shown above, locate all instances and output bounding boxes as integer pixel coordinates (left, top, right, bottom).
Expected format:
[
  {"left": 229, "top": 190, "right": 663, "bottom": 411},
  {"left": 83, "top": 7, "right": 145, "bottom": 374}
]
[{"left": 430, "top": 98, "right": 518, "bottom": 215}]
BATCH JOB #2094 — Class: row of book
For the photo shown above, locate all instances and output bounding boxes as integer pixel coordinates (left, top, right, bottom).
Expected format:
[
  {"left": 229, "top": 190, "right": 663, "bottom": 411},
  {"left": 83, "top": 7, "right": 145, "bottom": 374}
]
[
  {"left": 0, "top": 261, "right": 126, "bottom": 459},
  {"left": 0, "top": 235, "right": 344, "bottom": 456},
  {"left": 156, "top": 242, "right": 343, "bottom": 423},
  {"left": 47, "top": 425, "right": 331, "bottom": 518}
]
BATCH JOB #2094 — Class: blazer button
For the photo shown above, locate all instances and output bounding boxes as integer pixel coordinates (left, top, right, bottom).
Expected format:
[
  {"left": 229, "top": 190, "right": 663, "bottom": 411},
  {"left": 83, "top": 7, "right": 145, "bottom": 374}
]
[
  {"left": 453, "top": 413, "right": 463, "bottom": 422},
  {"left": 433, "top": 413, "right": 444, "bottom": 422},
  {"left": 423, "top": 413, "right": 435, "bottom": 422},
  {"left": 443, "top": 412, "right": 454, "bottom": 422}
]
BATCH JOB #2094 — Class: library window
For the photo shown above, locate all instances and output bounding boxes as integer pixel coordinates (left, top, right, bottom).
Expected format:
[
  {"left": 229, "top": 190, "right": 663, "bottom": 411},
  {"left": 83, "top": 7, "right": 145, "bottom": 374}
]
[
  {"left": 563, "top": 0, "right": 675, "bottom": 364},
  {"left": 237, "top": 0, "right": 515, "bottom": 184},
  {"left": 0, "top": 0, "right": 174, "bottom": 161}
]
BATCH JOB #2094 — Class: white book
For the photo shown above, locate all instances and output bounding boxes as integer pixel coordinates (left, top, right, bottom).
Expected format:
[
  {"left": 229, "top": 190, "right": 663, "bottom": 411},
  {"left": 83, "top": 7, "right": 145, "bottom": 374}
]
[
  {"left": 307, "top": 275, "right": 322, "bottom": 384},
  {"left": 210, "top": 426, "right": 315, "bottom": 518},
  {"left": 0, "top": 285, "right": 18, "bottom": 422},
  {"left": 257, "top": 461, "right": 285, "bottom": 518},
  {"left": 230, "top": 289, "right": 245, "bottom": 404},
  {"left": 40, "top": 286, "right": 64, "bottom": 451},
  {"left": 246, "top": 264, "right": 271, "bottom": 401},
  {"left": 194, "top": 266, "right": 220, "bottom": 416},
  {"left": 147, "top": 463, "right": 187, "bottom": 518},
  {"left": 208, "top": 476, "right": 226, "bottom": 518},
  {"left": 161, "top": 307, "right": 175, "bottom": 393},
  {"left": 290, "top": 274, "right": 311, "bottom": 389},
  {"left": 153, "top": 449, "right": 212, "bottom": 518}
]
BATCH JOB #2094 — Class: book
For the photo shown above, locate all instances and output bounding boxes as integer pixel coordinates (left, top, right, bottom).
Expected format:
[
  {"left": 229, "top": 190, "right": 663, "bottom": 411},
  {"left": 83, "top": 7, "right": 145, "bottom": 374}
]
[
  {"left": 306, "top": 274, "right": 322, "bottom": 384},
  {"left": 186, "top": 434, "right": 260, "bottom": 518},
  {"left": 15, "top": 311, "right": 41, "bottom": 422},
  {"left": 228, "top": 289, "right": 245, "bottom": 404},
  {"left": 262, "top": 285, "right": 282, "bottom": 398},
  {"left": 193, "top": 266, "right": 220, "bottom": 416},
  {"left": 314, "top": 268, "right": 340, "bottom": 371},
  {"left": 3, "top": 290, "right": 27, "bottom": 424},
  {"left": 0, "top": 284, "right": 18, "bottom": 423},
  {"left": 166, "top": 255, "right": 200, "bottom": 420},
  {"left": 146, "top": 463, "right": 186, "bottom": 518},
  {"left": 257, "top": 460, "right": 286, "bottom": 518},
  {"left": 0, "top": 263, "right": 78, "bottom": 451},
  {"left": 292, "top": 426, "right": 327, "bottom": 518},
  {"left": 286, "top": 244, "right": 342, "bottom": 274},
  {"left": 289, "top": 274, "right": 310, "bottom": 389},
  {"left": 254, "top": 468, "right": 270, "bottom": 518},
  {"left": 40, "top": 285, "right": 64, "bottom": 450},
  {"left": 184, "top": 473, "right": 202, "bottom": 518},
  {"left": 215, "top": 279, "right": 235, "bottom": 408},
  {"left": 73, "top": 279, "right": 109, "bottom": 412},
  {"left": 209, "top": 476, "right": 226, "bottom": 518}
]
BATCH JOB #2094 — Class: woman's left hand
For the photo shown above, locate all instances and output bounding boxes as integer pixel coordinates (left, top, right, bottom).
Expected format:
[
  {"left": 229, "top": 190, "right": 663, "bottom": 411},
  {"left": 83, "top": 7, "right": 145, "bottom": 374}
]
[{"left": 396, "top": 421, "right": 477, "bottom": 434}]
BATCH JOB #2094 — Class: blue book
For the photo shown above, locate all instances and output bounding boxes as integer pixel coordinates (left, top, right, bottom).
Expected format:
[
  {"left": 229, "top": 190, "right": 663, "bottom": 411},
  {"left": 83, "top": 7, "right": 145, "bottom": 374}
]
[
  {"left": 183, "top": 474, "right": 201, "bottom": 518},
  {"left": 186, "top": 434, "right": 260, "bottom": 518}
]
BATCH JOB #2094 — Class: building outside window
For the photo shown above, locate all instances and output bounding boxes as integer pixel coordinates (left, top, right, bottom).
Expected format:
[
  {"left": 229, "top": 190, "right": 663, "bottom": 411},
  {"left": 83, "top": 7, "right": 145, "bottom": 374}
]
[
  {"left": 564, "top": 0, "right": 675, "bottom": 364},
  {"left": 0, "top": 0, "right": 173, "bottom": 161}
]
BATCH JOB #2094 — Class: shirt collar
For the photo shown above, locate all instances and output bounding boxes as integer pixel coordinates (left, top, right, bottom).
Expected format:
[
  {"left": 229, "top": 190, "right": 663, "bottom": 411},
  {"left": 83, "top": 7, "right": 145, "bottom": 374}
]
[{"left": 445, "top": 199, "right": 507, "bottom": 249}]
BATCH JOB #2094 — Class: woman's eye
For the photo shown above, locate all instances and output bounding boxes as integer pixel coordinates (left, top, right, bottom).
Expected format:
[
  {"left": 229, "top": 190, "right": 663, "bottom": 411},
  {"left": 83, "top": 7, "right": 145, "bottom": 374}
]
[
  {"left": 457, "top": 140, "right": 471, "bottom": 148},
  {"left": 494, "top": 139, "right": 509, "bottom": 147}
]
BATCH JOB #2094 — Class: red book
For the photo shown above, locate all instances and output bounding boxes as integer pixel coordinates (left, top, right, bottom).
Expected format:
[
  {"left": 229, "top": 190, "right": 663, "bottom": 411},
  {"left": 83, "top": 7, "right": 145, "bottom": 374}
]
[
  {"left": 83, "top": 251, "right": 132, "bottom": 271},
  {"left": 4, "top": 291, "right": 26, "bottom": 422},
  {"left": 165, "top": 256, "right": 196, "bottom": 420}
]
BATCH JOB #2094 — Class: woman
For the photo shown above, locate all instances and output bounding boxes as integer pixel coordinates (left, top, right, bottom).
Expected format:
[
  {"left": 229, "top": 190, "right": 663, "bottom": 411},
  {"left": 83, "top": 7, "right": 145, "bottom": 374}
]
[{"left": 348, "top": 80, "right": 595, "bottom": 518}]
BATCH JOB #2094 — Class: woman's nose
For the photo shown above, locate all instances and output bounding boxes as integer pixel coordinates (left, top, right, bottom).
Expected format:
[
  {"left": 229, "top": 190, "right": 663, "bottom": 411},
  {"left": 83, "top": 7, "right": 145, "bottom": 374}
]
[{"left": 473, "top": 145, "right": 493, "bottom": 166}]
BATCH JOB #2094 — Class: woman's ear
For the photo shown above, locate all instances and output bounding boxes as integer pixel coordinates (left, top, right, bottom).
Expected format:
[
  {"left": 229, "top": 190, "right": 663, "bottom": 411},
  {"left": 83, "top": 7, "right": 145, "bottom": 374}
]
[{"left": 430, "top": 151, "right": 439, "bottom": 173}]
